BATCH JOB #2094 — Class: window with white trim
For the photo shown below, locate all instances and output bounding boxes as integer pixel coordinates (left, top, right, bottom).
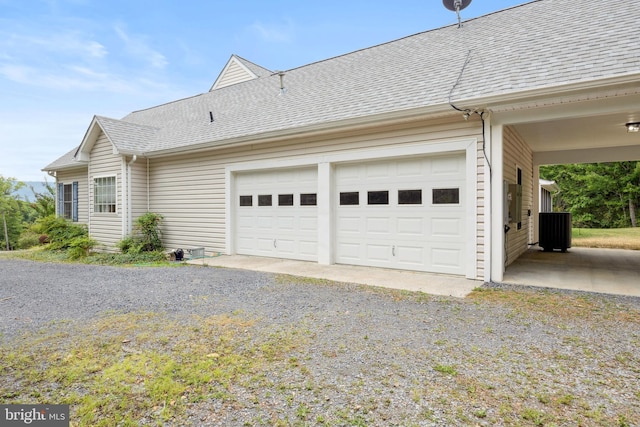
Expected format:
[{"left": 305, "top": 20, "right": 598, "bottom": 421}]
[{"left": 94, "top": 176, "right": 116, "bottom": 213}]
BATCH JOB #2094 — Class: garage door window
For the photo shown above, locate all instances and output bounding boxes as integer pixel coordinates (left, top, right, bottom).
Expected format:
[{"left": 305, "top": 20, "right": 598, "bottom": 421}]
[
  {"left": 239, "top": 195, "right": 252, "bottom": 206},
  {"left": 433, "top": 188, "right": 459, "bottom": 204},
  {"left": 278, "top": 194, "right": 294, "bottom": 206},
  {"left": 258, "top": 195, "right": 272, "bottom": 206},
  {"left": 340, "top": 192, "right": 359, "bottom": 205},
  {"left": 300, "top": 193, "right": 317, "bottom": 206},
  {"left": 398, "top": 189, "right": 422, "bottom": 205},
  {"left": 367, "top": 191, "right": 389, "bottom": 205}
]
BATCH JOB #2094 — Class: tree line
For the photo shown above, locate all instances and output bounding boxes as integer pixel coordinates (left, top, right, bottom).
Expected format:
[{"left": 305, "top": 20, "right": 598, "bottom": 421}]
[
  {"left": 0, "top": 175, "right": 55, "bottom": 250},
  {"left": 540, "top": 161, "right": 640, "bottom": 228}
]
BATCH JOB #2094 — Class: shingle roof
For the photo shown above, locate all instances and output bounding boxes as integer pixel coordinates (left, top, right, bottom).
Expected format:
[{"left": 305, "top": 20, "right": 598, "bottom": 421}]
[
  {"left": 94, "top": 116, "right": 159, "bottom": 153},
  {"left": 42, "top": 146, "right": 85, "bottom": 171},
  {"left": 46, "top": 0, "right": 640, "bottom": 164}
]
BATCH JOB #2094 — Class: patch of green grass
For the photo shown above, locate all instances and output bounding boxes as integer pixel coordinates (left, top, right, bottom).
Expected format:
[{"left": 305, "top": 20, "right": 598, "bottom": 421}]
[
  {"left": 572, "top": 227, "right": 640, "bottom": 250},
  {"left": 3, "top": 247, "right": 174, "bottom": 267},
  {"left": 521, "top": 408, "right": 550, "bottom": 426},
  {"left": 0, "top": 311, "right": 303, "bottom": 426},
  {"left": 433, "top": 364, "right": 458, "bottom": 376}
]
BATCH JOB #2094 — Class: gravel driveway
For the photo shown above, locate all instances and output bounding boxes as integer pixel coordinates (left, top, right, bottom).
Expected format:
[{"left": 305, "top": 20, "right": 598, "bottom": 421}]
[{"left": 1, "top": 258, "right": 639, "bottom": 426}]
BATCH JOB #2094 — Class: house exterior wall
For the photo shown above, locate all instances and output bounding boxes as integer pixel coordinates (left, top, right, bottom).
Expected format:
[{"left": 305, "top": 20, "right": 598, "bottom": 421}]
[
  {"left": 89, "top": 132, "right": 123, "bottom": 250},
  {"left": 503, "top": 125, "right": 533, "bottom": 266},
  {"left": 147, "top": 116, "right": 486, "bottom": 278},
  {"left": 127, "top": 155, "right": 149, "bottom": 225},
  {"left": 55, "top": 168, "right": 89, "bottom": 224}
]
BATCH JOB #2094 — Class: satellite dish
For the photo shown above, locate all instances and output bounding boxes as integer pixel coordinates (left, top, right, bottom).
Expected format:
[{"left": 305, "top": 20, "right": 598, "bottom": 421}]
[
  {"left": 442, "top": 0, "right": 472, "bottom": 11},
  {"left": 443, "top": 0, "right": 472, "bottom": 27}
]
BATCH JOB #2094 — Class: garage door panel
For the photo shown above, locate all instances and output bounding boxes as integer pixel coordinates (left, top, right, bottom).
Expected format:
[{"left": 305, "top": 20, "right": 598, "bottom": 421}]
[
  {"left": 299, "top": 215, "right": 317, "bottom": 231},
  {"left": 237, "top": 237, "right": 254, "bottom": 252},
  {"left": 336, "top": 154, "right": 465, "bottom": 275},
  {"left": 396, "top": 159, "right": 423, "bottom": 177},
  {"left": 432, "top": 156, "right": 464, "bottom": 175},
  {"left": 257, "top": 238, "right": 275, "bottom": 252},
  {"left": 277, "top": 215, "right": 295, "bottom": 230},
  {"left": 276, "top": 239, "right": 295, "bottom": 254},
  {"left": 366, "top": 244, "right": 391, "bottom": 262},
  {"left": 337, "top": 242, "right": 360, "bottom": 260},
  {"left": 235, "top": 167, "right": 318, "bottom": 261},
  {"left": 396, "top": 217, "right": 424, "bottom": 234},
  {"left": 366, "top": 217, "right": 390, "bottom": 234},
  {"left": 338, "top": 216, "right": 361, "bottom": 233},
  {"left": 396, "top": 245, "right": 424, "bottom": 265},
  {"left": 366, "top": 162, "right": 390, "bottom": 179},
  {"left": 432, "top": 247, "right": 464, "bottom": 271},
  {"left": 431, "top": 217, "right": 463, "bottom": 237},
  {"left": 298, "top": 241, "right": 318, "bottom": 258}
]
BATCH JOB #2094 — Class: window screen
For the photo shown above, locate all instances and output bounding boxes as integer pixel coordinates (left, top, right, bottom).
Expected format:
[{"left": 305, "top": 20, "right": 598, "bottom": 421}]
[
  {"left": 340, "top": 192, "right": 359, "bottom": 205},
  {"left": 398, "top": 189, "right": 422, "bottom": 205},
  {"left": 300, "top": 193, "right": 317, "bottom": 206},
  {"left": 278, "top": 194, "right": 294, "bottom": 206},
  {"left": 432, "top": 188, "right": 459, "bottom": 204},
  {"left": 367, "top": 191, "right": 389, "bottom": 205},
  {"left": 258, "top": 195, "right": 272, "bottom": 206}
]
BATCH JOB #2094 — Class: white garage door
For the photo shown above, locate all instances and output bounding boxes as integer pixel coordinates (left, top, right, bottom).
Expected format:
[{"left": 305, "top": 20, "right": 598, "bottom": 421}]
[
  {"left": 235, "top": 167, "right": 318, "bottom": 261},
  {"left": 335, "top": 154, "right": 466, "bottom": 275}
]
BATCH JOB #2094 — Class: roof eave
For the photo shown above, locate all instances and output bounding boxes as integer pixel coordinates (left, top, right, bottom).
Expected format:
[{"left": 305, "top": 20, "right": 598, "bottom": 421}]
[
  {"left": 479, "top": 73, "right": 640, "bottom": 113},
  {"left": 41, "top": 160, "right": 88, "bottom": 174},
  {"left": 142, "top": 103, "right": 458, "bottom": 158}
]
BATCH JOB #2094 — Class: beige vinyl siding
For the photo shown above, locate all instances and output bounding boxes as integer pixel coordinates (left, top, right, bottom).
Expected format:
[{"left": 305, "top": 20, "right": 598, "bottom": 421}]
[
  {"left": 149, "top": 115, "right": 486, "bottom": 279},
  {"left": 503, "top": 125, "right": 533, "bottom": 266},
  {"left": 56, "top": 168, "right": 89, "bottom": 224},
  {"left": 128, "top": 156, "right": 149, "bottom": 223},
  {"left": 214, "top": 59, "right": 255, "bottom": 90},
  {"left": 89, "top": 133, "right": 123, "bottom": 250}
]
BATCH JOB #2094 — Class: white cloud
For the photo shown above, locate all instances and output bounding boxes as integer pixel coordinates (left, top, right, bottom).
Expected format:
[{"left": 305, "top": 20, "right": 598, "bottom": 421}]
[
  {"left": 249, "top": 19, "right": 295, "bottom": 43},
  {"left": 1, "top": 31, "right": 107, "bottom": 60},
  {"left": 114, "top": 24, "right": 168, "bottom": 69}
]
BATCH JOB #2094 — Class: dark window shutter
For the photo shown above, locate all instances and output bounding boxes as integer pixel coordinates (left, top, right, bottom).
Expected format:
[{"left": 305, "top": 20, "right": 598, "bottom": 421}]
[
  {"left": 72, "top": 181, "right": 79, "bottom": 222},
  {"left": 57, "top": 183, "right": 64, "bottom": 217}
]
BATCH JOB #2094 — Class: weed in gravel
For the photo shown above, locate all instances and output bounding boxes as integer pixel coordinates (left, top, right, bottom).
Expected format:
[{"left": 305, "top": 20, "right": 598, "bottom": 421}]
[
  {"left": 433, "top": 364, "right": 457, "bottom": 376},
  {"left": 0, "top": 311, "right": 302, "bottom": 426},
  {"left": 469, "top": 287, "right": 640, "bottom": 325},
  {"left": 521, "top": 408, "right": 550, "bottom": 426}
]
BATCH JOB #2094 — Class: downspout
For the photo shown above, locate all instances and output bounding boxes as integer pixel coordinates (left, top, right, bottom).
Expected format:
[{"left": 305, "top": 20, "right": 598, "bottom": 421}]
[
  {"left": 127, "top": 155, "right": 137, "bottom": 234},
  {"left": 147, "top": 158, "right": 150, "bottom": 212}
]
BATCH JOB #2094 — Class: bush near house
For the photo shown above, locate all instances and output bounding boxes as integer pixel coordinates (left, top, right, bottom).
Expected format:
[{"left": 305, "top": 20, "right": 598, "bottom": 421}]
[
  {"left": 24, "top": 215, "right": 97, "bottom": 259},
  {"left": 118, "top": 212, "right": 164, "bottom": 255}
]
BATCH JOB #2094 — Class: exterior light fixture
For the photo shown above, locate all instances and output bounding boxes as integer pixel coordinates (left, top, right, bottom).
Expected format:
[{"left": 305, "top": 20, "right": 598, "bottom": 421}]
[{"left": 626, "top": 122, "right": 640, "bottom": 133}]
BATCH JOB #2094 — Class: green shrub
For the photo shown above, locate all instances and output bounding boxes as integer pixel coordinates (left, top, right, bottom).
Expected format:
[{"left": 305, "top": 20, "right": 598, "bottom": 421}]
[
  {"left": 118, "top": 212, "right": 164, "bottom": 254},
  {"left": 68, "top": 236, "right": 98, "bottom": 260},
  {"left": 16, "top": 231, "right": 41, "bottom": 249},
  {"left": 32, "top": 215, "right": 88, "bottom": 250}
]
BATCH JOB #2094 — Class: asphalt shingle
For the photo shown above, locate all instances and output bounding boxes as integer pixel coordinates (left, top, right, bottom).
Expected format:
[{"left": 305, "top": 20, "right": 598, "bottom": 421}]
[{"left": 46, "top": 0, "right": 640, "bottom": 163}]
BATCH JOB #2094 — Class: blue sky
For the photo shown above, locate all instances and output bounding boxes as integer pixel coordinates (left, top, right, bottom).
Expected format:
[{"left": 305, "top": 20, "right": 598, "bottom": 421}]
[{"left": 1, "top": 0, "right": 531, "bottom": 181}]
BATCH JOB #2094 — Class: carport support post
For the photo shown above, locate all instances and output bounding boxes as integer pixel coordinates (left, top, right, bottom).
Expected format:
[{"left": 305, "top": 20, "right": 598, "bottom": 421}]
[
  {"left": 317, "top": 162, "right": 333, "bottom": 265},
  {"left": 490, "top": 124, "right": 505, "bottom": 282}
]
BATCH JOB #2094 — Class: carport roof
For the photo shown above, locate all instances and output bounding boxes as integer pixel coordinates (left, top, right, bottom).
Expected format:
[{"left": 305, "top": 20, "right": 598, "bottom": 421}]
[{"left": 45, "top": 0, "right": 640, "bottom": 166}]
